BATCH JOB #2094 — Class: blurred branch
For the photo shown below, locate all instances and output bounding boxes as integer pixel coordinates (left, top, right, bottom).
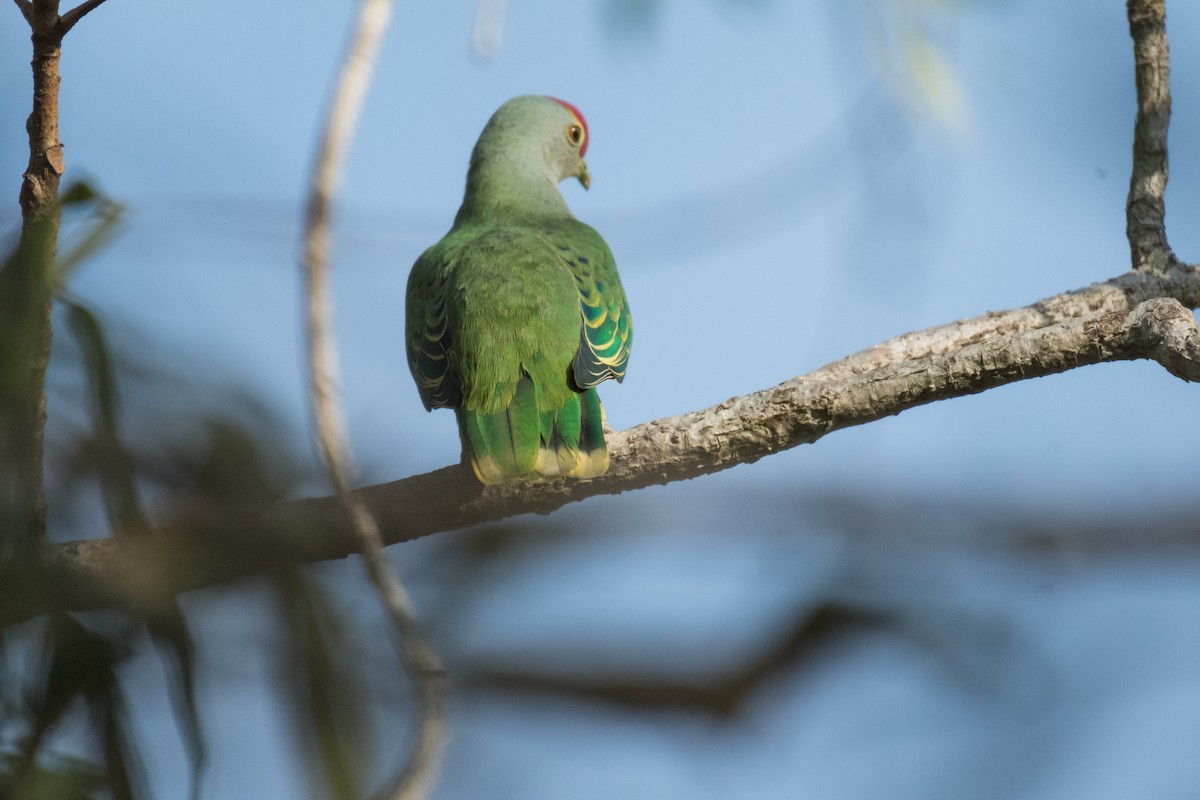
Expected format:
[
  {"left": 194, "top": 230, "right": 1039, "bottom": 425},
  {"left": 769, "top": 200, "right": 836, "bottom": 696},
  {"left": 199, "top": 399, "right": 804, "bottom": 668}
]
[
  {"left": 54, "top": 182, "right": 123, "bottom": 280},
  {"left": 462, "top": 604, "right": 895, "bottom": 719},
  {"left": 60, "top": 293, "right": 208, "bottom": 798},
  {"left": 7, "top": 613, "right": 147, "bottom": 799},
  {"left": 274, "top": 573, "right": 370, "bottom": 800},
  {"left": 1126, "top": 0, "right": 1174, "bottom": 270},
  {"left": 300, "top": 0, "right": 446, "bottom": 797},
  {"left": 63, "top": 300, "right": 145, "bottom": 533}
]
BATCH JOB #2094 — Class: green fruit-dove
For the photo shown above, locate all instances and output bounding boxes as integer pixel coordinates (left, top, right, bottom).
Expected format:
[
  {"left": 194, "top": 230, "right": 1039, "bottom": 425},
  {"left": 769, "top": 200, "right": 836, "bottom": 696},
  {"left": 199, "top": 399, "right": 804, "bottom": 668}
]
[{"left": 406, "top": 96, "right": 632, "bottom": 484}]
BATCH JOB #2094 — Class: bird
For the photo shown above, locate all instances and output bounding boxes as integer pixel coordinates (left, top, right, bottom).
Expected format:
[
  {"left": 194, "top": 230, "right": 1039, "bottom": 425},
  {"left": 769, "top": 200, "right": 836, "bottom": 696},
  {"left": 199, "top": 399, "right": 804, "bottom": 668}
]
[{"left": 405, "top": 95, "right": 632, "bottom": 485}]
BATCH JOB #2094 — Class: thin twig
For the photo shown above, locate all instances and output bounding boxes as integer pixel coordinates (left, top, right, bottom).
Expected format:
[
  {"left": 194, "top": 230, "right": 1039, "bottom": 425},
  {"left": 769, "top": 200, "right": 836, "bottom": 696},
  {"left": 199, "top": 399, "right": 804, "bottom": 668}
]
[
  {"left": 11, "top": 0, "right": 34, "bottom": 25},
  {"left": 1126, "top": 0, "right": 1174, "bottom": 270},
  {"left": 300, "top": 1, "right": 447, "bottom": 798},
  {"left": 58, "top": 0, "right": 110, "bottom": 34}
]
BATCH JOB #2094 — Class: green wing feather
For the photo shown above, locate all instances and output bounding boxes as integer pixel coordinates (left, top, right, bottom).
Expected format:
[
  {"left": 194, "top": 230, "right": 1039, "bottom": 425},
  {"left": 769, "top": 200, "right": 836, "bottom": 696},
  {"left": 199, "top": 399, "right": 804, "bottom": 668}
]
[
  {"left": 405, "top": 247, "right": 460, "bottom": 410},
  {"left": 547, "top": 222, "right": 632, "bottom": 390}
]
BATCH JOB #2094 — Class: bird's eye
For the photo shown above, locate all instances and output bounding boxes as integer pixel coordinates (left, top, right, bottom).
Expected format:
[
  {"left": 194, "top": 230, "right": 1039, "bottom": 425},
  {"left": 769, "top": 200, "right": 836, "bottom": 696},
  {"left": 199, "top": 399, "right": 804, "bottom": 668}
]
[{"left": 566, "top": 124, "right": 583, "bottom": 148}]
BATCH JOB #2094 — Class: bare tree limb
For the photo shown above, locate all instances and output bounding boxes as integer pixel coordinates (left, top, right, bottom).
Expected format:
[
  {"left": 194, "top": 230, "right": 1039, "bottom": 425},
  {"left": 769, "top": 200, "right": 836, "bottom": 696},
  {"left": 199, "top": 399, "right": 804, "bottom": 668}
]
[
  {"left": 1132, "top": 295, "right": 1200, "bottom": 380},
  {"left": 300, "top": 0, "right": 447, "bottom": 797},
  {"left": 58, "top": 0, "right": 108, "bottom": 34},
  {"left": 803, "top": 263, "right": 1200, "bottom": 384},
  {"left": 460, "top": 604, "right": 895, "bottom": 719},
  {"left": 1126, "top": 0, "right": 1174, "bottom": 270},
  {"left": 3, "top": 2, "right": 67, "bottom": 550},
  {"left": 6, "top": 265, "right": 1197, "bottom": 626},
  {"left": 11, "top": 0, "right": 34, "bottom": 25},
  {"left": 4, "top": 0, "right": 113, "bottom": 561}
]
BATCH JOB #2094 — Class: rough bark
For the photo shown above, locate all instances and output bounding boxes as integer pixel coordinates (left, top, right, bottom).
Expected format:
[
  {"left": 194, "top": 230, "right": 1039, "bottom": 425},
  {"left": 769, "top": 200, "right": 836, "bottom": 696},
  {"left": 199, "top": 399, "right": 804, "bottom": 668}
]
[
  {"left": 1126, "top": 0, "right": 1173, "bottom": 269},
  {"left": 3, "top": 0, "right": 114, "bottom": 552},
  {"left": 2, "top": 0, "right": 115, "bottom": 550},
  {"left": 4, "top": 12, "right": 65, "bottom": 547}
]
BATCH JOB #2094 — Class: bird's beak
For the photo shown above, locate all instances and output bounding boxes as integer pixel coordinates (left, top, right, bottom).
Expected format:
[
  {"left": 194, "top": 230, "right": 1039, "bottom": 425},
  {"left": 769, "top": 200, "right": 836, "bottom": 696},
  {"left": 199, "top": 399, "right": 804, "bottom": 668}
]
[{"left": 576, "top": 160, "right": 591, "bottom": 191}]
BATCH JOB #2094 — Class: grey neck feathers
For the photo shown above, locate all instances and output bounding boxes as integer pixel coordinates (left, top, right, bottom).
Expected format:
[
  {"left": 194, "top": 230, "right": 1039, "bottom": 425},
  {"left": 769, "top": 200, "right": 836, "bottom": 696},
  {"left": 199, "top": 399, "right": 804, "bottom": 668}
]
[{"left": 455, "top": 129, "right": 573, "bottom": 224}]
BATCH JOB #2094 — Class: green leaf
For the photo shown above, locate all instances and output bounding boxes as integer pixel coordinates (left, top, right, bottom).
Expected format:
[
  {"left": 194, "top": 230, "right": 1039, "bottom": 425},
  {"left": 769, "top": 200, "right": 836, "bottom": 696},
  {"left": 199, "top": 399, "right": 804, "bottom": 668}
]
[
  {"left": 63, "top": 299, "right": 148, "bottom": 535},
  {"left": 274, "top": 572, "right": 368, "bottom": 800},
  {"left": 54, "top": 181, "right": 124, "bottom": 285},
  {"left": 57, "top": 181, "right": 97, "bottom": 206}
]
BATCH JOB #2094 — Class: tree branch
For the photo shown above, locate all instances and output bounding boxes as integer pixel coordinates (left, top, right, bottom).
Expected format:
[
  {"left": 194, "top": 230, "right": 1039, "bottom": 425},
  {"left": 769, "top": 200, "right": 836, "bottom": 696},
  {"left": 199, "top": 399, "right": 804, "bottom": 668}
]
[
  {"left": 4, "top": 0, "right": 112, "bottom": 561},
  {"left": 11, "top": 0, "right": 34, "bottom": 25},
  {"left": 6, "top": 265, "right": 1197, "bottom": 626},
  {"left": 1126, "top": 0, "right": 1174, "bottom": 269},
  {"left": 3, "top": 3, "right": 66, "bottom": 551},
  {"left": 1132, "top": 295, "right": 1200, "bottom": 380},
  {"left": 58, "top": 0, "right": 109, "bottom": 34},
  {"left": 300, "top": 0, "right": 446, "bottom": 797},
  {"left": 803, "top": 261, "right": 1200, "bottom": 384}
]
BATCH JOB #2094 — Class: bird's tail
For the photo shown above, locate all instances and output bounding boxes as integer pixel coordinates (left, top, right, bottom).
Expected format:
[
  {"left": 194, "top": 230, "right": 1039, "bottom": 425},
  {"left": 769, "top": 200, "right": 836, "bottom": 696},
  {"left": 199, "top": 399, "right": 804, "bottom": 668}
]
[
  {"left": 567, "top": 387, "right": 609, "bottom": 479},
  {"left": 536, "top": 386, "right": 609, "bottom": 479},
  {"left": 458, "top": 379, "right": 609, "bottom": 484}
]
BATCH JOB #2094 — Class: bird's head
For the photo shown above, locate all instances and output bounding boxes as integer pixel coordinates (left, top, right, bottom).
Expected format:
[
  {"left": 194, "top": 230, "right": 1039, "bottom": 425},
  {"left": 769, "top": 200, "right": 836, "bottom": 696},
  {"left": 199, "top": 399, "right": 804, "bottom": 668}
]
[
  {"left": 546, "top": 96, "right": 591, "bottom": 190},
  {"left": 470, "top": 95, "right": 593, "bottom": 195}
]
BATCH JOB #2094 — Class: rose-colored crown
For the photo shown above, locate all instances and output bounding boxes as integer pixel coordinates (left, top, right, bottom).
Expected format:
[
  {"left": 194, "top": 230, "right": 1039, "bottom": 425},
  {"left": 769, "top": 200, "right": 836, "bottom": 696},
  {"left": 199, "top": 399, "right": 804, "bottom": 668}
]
[{"left": 549, "top": 97, "right": 589, "bottom": 157}]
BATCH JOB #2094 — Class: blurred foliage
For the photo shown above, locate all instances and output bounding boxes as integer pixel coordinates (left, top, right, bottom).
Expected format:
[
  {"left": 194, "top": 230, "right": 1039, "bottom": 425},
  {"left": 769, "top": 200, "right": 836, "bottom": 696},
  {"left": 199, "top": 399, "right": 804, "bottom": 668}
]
[
  {"left": 1, "top": 613, "right": 143, "bottom": 800},
  {"left": 0, "top": 751, "right": 107, "bottom": 800},
  {"left": 860, "top": 0, "right": 969, "bottom": 131},
  {"left": 2, "top": 183, "right": 295, "bottom": 798},
  {"left": 1, "top": 211, "right": 53, "bottom": 552},
  {"left": 1, "top": 184, "right": 170, "bottom": 799},
  {"left": 53, "top": 183, "right": 123, "bottom": 287},
  {"left": 600, "top": 0, "right": 772, "bottom": 45},
  {"left": 1, "top": 181, "right": 124, "bottom": 554},
  {"left": 61, "top": 301, "right": 145, "bottom": 535},
  {"left": 0, "top": 176, "right": 417, "bottom": 799},
  {"left": 273, "top": 572, "right": 372, "bottom": 800},
  {"left": 597, "top": 0, "right": 969, "bottom": 130}
]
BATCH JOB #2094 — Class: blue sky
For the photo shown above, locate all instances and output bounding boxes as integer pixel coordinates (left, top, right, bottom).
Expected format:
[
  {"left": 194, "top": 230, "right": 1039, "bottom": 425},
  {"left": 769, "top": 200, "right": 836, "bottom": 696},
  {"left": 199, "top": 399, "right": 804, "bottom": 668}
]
[
  {"left": 4, "top": 1, "right": 1200, "bottom": 798},
  {"left": 3, "top": 0, "right": 1197, "bottom": 509}
]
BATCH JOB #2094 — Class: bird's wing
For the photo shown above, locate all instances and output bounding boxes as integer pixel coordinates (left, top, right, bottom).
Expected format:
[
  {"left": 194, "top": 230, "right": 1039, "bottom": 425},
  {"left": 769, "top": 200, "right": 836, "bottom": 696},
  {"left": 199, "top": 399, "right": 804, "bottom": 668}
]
[
  {"left": 405, "top": 245, "right": 461, "bottom": 410},
  {"left": 553, "top": 223, "right": 632, "bottom": 389}
]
